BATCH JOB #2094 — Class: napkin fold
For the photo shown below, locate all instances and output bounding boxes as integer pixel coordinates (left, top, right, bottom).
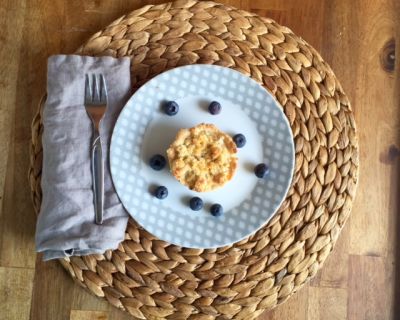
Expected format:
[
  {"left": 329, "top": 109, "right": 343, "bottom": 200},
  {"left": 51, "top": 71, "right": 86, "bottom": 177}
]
[{"left": 35, "top": 55, "right": 131, "bottom": 260}]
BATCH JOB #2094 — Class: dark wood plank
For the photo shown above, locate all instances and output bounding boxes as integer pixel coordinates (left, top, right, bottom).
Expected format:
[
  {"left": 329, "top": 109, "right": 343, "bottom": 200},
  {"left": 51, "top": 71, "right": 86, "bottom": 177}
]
[
  {"left": 348, "top": 255, "right": 394, "bottom": 319},
  {"left": 30, "top": 259, "right": 75, "bottom": 320}
]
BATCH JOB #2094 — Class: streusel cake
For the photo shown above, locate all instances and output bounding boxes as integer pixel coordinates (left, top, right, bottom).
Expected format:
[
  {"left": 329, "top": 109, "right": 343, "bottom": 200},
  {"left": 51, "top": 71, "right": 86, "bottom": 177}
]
[{"left": 167, "top": 123, "right": 238, "bottom": 192}]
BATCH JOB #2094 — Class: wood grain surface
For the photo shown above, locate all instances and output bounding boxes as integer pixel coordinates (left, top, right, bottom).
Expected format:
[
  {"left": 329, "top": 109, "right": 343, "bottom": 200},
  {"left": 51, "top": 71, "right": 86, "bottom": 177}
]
[{"left": 0, "top": 0, "right": 398, "bottom": 319}]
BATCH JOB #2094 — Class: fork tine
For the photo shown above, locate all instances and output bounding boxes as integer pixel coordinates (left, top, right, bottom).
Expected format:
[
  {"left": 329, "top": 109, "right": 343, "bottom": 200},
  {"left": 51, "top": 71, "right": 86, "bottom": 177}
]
[
  {"left": 85, "top": 74, "right": 92, "bottom": 103},
  {"left": 93, "top": 74, "right": 100, "bottom": 102},
  {"left": 100, "top": 74, "right": 107, "bottom": 103}
]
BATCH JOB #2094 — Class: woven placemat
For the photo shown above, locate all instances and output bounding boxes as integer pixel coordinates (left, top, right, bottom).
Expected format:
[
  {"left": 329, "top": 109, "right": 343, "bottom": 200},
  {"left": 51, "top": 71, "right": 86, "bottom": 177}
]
[{"left": 29, "top": 1, "right": 359, "bottom": 319}]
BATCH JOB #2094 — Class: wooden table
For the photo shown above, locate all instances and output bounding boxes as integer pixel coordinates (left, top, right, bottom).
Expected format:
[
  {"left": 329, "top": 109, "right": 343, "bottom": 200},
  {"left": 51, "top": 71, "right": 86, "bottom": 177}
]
[{"left": 0, "top": 1, "right": 398, "bottom": 319}]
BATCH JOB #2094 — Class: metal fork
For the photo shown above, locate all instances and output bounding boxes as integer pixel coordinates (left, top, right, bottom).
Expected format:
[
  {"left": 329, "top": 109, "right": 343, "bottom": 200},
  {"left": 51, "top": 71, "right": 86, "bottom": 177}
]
[{"left": 85, "top": 74, "right": 108, "bottom": 225}]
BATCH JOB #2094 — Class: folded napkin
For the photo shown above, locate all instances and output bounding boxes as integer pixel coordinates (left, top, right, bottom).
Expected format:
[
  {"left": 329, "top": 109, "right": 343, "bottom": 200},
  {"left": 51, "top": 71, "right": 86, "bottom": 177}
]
[{"left": 36, "top": 55, "right": 131, "bottom": 260}]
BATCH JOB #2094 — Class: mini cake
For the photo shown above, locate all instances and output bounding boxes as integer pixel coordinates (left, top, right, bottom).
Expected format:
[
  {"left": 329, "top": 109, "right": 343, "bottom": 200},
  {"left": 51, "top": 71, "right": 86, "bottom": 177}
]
[{"left": 167, "top": 123, "right": 238, "bottom": 192}]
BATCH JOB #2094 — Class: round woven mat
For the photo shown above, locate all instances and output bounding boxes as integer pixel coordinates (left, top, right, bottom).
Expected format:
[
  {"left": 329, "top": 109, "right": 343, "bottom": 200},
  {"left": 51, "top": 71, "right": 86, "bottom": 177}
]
[{"left": 29, "top": 1, "right": 359, "bottom": 319}]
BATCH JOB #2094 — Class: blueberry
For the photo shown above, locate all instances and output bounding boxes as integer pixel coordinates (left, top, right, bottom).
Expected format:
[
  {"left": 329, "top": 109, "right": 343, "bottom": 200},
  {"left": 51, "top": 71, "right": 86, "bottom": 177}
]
[
  {"left": 210, "top": 204, "right": 223, "bottom": 217},
  {"left": 149, "top": 154, "right": 166, "bottom": 171},
  {"left": 189, "top": 197, "right": 203, "bottom": 211},
  {"left": 208, "top": 101, "right": 221, "bottom": 115},
  {"left": 233, "top": 134, "right": 246, "bottom": 148},
  {"left": 154, "top": 186, "right": 168, "bottom": 199},
  {"left": 164, "top": 101, "right": 179, "bottom": 116},
  {"left": 254, "top": 163, "right": 270, "bottom": 178}
]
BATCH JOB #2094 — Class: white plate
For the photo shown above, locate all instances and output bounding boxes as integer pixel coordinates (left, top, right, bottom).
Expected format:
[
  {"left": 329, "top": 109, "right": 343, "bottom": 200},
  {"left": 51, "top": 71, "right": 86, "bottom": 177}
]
[{"left": 110, "top": 65, "right": 295, "bottom": 248}]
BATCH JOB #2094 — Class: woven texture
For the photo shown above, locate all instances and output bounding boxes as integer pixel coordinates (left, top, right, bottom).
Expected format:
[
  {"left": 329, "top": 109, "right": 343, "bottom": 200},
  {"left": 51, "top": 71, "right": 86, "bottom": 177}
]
[{"left": 29, "top": 1, "right": 359, "bottom": 319}]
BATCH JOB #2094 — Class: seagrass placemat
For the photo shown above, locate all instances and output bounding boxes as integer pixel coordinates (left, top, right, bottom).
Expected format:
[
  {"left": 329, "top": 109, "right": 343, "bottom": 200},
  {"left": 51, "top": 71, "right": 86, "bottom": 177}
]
[{"left": 29, "top": 1, "right": 359, "bottom": 319}]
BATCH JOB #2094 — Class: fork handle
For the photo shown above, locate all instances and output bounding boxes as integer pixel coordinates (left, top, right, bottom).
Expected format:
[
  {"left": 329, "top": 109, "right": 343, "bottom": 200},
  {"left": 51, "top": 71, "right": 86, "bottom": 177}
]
[{"left": 91, "top": 133, "right": 104, "bottom": 225}]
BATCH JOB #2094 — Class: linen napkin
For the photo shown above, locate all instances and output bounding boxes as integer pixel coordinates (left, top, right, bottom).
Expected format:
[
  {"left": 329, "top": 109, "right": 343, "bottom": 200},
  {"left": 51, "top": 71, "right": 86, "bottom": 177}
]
[{"left": 36, "top": 55, "right": 131, "bottom": 260}]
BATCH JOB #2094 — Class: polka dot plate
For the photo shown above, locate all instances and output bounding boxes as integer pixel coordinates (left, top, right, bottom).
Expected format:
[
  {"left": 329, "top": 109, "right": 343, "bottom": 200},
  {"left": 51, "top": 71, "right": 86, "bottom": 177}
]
[{"left": 110, "top": 65, "right": 295, "bottom": 248}]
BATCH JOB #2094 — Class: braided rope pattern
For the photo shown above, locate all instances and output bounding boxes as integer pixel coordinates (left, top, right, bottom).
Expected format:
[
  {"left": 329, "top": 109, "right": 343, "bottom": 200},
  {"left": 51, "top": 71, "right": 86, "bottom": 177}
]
[{"left": 29, "top": 1, "right": 359, "bottom": 319}]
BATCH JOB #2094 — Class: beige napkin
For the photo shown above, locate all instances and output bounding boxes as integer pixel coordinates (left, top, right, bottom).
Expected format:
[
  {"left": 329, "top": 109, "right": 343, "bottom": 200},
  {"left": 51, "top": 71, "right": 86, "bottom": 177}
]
[{"left": 36, "top": 55, "right": 131, "bottom": 260}]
